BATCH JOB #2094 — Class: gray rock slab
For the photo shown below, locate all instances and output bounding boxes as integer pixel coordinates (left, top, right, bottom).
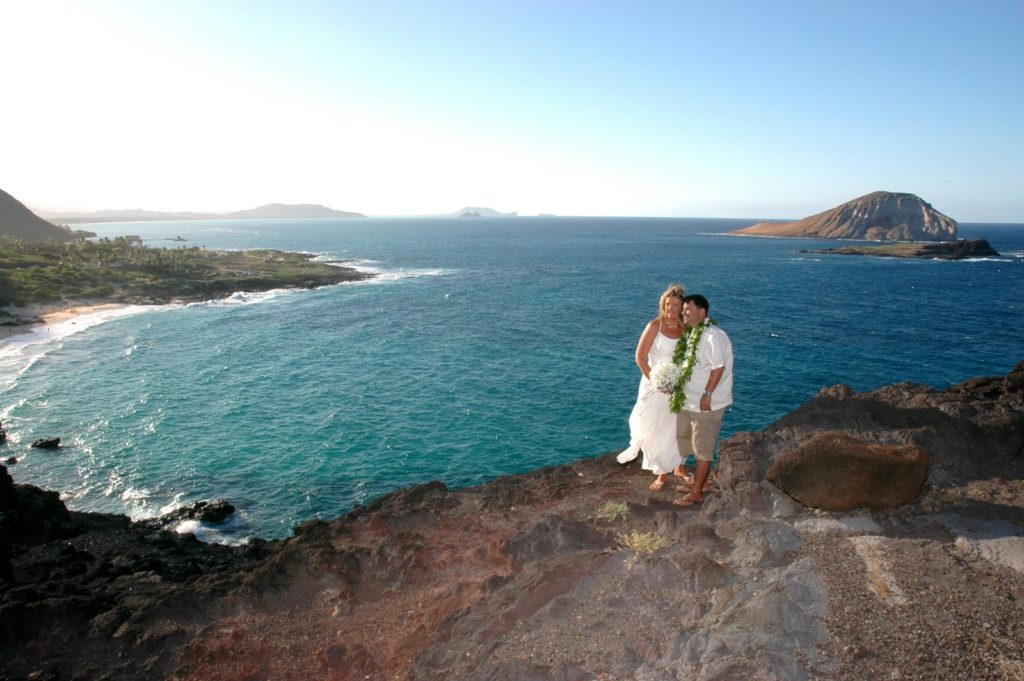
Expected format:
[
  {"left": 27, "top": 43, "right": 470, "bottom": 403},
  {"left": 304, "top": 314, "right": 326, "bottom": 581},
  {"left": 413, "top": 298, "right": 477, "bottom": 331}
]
[{"left": 933, "top": 513, "right": 1024, "bottom": 573}]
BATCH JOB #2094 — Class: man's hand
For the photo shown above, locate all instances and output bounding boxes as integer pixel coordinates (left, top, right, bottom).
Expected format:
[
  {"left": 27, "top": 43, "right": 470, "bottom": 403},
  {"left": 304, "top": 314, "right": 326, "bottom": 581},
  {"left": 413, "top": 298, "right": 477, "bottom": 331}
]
[{"left": 700, "top": 394, "right": 712, "bottom": 412}]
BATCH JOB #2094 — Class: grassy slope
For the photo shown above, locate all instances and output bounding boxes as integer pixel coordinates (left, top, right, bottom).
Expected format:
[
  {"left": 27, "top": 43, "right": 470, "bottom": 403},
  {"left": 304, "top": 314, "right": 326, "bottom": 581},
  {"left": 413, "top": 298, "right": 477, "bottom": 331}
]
[{"left": 0, "top": 238, "right": 367, "bottom": 306}]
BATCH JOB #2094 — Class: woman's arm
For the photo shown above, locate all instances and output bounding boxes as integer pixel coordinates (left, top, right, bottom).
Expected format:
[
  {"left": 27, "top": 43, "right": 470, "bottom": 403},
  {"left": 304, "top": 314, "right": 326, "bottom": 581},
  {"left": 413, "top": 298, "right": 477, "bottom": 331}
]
[{"left": 634, "top": 320, "right": 659, "bottom": 380}]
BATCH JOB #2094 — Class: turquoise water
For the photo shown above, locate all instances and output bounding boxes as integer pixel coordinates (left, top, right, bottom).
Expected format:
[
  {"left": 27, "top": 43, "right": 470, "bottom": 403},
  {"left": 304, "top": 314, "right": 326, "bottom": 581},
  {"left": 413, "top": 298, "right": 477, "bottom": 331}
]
[{"left": 3, "top": 217, "right": 1023, "bottom": 541}]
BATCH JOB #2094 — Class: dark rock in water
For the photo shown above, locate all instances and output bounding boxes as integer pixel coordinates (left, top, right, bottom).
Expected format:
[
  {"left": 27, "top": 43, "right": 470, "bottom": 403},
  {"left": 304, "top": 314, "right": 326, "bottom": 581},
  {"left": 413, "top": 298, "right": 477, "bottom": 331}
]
[
  {"left": 4, "top": 457, "right": 15, "bottom": 465},
  {"left": 803, "top": 238, "right": 1000, "bottom": 260},
  {"left": 30, "top": 437, "right": 60, "bottom": 449},
  {"left": 152, "top": 499, "right": 236, "bottom": 526},
  {"left": 766, "top": 432, "right": 928, "bottom": 510}
]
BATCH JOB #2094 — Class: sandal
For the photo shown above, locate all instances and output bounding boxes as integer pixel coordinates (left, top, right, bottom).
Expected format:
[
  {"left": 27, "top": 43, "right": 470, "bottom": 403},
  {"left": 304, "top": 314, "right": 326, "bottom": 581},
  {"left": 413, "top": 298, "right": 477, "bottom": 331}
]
[
  {"left": 649, "top": 477, "right": 666, "bottom": 491},
  {"left": 673, "top": 493, "right": 704, "bottom": 507},
  {"left": 675, "top": 481, "right": 713, "bottom": 494}
]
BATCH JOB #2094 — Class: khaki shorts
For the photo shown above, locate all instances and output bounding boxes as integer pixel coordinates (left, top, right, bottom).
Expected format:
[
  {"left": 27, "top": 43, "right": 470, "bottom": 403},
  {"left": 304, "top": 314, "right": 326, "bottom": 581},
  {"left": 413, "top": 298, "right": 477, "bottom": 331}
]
[{"left": 676, "top": 408, "right": 725, "bottom": 462}]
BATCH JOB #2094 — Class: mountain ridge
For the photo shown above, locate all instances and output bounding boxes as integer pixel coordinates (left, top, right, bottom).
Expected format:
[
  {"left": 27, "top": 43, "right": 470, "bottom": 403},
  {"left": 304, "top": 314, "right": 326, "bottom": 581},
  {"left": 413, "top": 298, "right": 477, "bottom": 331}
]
[{"left": 35, "top": 203, "right": 365, "bottom": 224}]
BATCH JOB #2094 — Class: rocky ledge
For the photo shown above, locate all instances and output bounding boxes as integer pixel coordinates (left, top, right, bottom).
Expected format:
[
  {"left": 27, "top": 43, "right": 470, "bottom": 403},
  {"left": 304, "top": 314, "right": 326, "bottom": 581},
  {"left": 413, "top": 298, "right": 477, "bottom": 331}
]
[
  {"left": 801, "top": 238, "right": 1000, "bottom": 260},
  {"left": 3, "top": 363, "right": 1024, "bottom": 680}
]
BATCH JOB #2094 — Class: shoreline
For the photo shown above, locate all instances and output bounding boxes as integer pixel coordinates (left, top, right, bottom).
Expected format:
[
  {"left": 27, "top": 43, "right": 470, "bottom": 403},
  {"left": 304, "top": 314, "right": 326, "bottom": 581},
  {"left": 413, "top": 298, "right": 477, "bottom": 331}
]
[{"left": 0, "top": 301, "right": 135, "bottom": 343}]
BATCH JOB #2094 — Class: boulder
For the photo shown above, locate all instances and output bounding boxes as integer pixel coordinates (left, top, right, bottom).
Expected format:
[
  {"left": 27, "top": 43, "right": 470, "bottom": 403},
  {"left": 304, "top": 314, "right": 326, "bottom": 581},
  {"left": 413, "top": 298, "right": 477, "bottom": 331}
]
[
  {"left": 30, "top": 437, "right": 60, "bottom": 449},
  {"left": 766, "top": 432, "right": 928, "bottom": 511},
  {"left": 152, "top": 499, "right": 235, "bottom": 526}
]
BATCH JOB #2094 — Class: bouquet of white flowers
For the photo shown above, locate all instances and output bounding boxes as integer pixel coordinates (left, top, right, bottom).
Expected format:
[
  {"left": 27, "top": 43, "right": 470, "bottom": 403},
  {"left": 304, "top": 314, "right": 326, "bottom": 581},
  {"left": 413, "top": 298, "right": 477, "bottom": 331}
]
[{"left": 649, "top": 360, "right": 681, "bottom": 393}]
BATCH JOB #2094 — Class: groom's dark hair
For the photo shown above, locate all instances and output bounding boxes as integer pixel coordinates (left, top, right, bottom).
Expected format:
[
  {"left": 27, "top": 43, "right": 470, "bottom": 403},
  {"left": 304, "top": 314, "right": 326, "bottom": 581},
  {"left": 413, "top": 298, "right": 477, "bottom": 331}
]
[{"left": 685, "top": 294, "right": 710, "bottom": 314}]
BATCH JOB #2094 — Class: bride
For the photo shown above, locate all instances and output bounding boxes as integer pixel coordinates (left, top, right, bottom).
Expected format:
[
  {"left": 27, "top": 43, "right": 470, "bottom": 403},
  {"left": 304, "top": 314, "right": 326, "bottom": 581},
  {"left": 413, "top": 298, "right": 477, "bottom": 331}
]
[{"left": 616, "top": 284, "right": 684, "bottom": 490}]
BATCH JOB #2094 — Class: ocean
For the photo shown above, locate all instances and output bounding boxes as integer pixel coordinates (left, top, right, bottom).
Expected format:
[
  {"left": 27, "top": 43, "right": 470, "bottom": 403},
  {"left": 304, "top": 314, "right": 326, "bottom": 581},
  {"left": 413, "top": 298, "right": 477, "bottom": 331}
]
[{"left": 3, "top": 217, "right": 1022, "bottom": 542}]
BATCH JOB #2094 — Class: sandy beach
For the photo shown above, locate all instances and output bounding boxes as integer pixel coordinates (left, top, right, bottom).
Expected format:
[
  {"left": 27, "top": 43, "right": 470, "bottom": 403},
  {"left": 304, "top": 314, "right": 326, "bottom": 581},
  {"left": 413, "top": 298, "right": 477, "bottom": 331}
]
[{"left": 0, "top": 302, "right": 131, "bottom": 343}]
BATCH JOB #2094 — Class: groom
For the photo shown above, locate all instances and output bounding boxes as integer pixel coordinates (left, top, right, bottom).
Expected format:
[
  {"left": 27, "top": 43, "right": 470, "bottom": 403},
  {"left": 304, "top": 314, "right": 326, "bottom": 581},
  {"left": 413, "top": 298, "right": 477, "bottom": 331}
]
[{"left": 673, "top": 294, "right": 733, "bottom": 507}]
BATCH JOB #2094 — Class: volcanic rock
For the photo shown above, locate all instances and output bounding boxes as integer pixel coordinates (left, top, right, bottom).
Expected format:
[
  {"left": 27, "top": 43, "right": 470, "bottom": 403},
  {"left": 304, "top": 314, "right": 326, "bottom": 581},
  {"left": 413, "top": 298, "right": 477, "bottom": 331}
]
[
  {"left": 732, "top": 191, "right": 958, "bottom": 241},
  {"left": 149, "top": 499, "right": 236, "bottom": 527},
  {"left": 30, "top": 437, "right": 61, "bottom": 449},
  {"left": 805, "top": 238, "right": 1000, "bottom": 260},
  {"left": 2, "top": 362, "right": 1023, "bottom": 681},
  {"left": 766, "top": 432, "right": 929, "bottom": 510}
]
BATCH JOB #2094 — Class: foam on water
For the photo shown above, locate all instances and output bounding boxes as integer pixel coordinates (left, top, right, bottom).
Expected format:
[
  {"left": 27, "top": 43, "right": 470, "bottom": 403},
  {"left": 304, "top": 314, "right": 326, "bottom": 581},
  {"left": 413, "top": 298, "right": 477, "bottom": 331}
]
[
  {"left": 192, "top": 288, "right": 293, "bottom": 307},
  {"left": 173, "top": 516, "right": 250, "bottom": 545},
  {"left": 0, "top": 305, "right": 153, "bottom": 392}
]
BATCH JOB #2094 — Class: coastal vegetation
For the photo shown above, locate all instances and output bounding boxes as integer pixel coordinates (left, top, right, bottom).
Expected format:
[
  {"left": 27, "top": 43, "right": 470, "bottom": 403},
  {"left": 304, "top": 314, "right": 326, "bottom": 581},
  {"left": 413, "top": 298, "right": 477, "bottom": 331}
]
[
  {"left": 616, "top": 528, "right": 671, "bottom": 554},
  {"left": 0, "top": 236, "right": 366, "bottom": 306},
  {"left": 597, "top": 501, "right": 630, "bottom": 522}
]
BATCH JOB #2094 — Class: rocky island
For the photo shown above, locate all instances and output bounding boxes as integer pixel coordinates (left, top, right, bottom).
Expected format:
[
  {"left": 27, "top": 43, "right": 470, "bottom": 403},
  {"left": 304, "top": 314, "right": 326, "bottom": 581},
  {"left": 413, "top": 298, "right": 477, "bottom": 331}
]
[
  {"left": 732, "top": 192, "right": 958, "bottom": 242},
  {"left": 801, "top": 238, "right": 1001, "bottom": 260},
  {"left": 3, "top": 362, "right": 1023, "bottom": 680}
]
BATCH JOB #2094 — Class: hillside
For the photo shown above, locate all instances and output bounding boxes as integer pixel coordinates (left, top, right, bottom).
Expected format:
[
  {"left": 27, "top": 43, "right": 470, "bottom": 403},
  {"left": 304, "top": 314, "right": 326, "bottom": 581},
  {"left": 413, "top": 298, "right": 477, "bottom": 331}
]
[
  {"left": 0, "top": 188, "right": 93, "bottom": 242},
  {"left": 732, "top": 192, "right": 957, "bottom": 242}
]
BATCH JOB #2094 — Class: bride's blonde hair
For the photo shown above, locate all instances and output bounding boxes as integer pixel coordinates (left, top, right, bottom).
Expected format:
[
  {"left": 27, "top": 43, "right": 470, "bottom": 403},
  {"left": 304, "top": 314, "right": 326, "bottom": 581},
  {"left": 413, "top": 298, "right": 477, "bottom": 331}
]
[{"left": 658, "top": 284, "right": 685, "bottom": 322}]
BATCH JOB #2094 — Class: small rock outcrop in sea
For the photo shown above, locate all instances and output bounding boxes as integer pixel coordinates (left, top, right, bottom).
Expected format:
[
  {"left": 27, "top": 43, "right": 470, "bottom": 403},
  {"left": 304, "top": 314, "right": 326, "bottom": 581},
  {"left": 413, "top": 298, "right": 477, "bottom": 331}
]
[
  {"left": 732, "top": 191, "right": 958, "bottom": 242},
  {"left": 29, "top": 437, "right": 60, "bottom": 449},
  {"left": 804, "top": 238, "right": 1000, "bottom": 260},
  {"left": 2, "top": 362, "right": 1024, "bottom": 680},
  {"left": 148, "top": 499, "right": 236, "bottom": 527}
]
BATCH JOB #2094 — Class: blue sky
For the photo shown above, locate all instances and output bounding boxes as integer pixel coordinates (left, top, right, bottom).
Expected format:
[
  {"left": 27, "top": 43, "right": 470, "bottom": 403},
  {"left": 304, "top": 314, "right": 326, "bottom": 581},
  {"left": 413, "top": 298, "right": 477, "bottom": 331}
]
[{"left": 2, "top": 0, "right": 1022, "bottom": 220}]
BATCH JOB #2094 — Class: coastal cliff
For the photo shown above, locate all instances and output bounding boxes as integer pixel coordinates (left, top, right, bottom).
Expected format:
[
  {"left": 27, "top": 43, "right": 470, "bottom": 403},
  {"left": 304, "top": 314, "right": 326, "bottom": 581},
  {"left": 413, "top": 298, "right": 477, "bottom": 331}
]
[
  {"left": 3, "top": 363, "right": 1023, "bottom": 680},
  {"left": 732, "top": 192, "right": 958, "bottom": 242}
]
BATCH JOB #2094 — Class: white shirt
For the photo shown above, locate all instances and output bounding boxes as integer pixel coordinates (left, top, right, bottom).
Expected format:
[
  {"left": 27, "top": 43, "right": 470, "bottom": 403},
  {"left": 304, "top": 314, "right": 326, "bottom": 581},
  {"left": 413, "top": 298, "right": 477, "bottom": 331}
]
[{"left": 682, "top": 324, "right": 733, "bottom": 412}]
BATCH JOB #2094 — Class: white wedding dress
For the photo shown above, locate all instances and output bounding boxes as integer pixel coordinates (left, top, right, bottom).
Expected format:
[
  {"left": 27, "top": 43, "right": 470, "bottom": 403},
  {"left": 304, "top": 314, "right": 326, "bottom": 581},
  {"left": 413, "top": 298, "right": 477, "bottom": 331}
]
[{"left": 617, "top": 327, "right": 682, "bottom": 475}]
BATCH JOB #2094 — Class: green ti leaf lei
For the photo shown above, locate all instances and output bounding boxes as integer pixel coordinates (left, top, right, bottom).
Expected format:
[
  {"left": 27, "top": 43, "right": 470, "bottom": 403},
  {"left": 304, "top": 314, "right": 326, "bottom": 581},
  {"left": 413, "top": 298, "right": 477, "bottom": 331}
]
[{"left": 669, "top": 319, "right": 716, "bottom": 413}]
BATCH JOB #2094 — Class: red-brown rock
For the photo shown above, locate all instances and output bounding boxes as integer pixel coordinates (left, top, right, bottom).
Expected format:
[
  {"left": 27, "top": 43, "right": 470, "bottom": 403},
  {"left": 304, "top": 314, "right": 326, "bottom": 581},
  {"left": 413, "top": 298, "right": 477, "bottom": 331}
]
[{"left": 766, "top": 432, "right": 928, "bottom": 511}]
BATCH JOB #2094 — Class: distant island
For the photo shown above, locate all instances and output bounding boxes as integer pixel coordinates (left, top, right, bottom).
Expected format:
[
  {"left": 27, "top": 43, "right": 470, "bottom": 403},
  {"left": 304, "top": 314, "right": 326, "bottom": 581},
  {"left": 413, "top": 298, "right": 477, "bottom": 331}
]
[
  {"left": 35, "top": 202, "right": 366, "bottom": 224},
  {"left": 801, "top": 238, "right": 1000, "bottom": 260},
  {"left": 731, "top": 191, "right": 957, "bottom": 242},
  {"left": 444, "top": 206, "right": 518, "bottom": 218}
]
